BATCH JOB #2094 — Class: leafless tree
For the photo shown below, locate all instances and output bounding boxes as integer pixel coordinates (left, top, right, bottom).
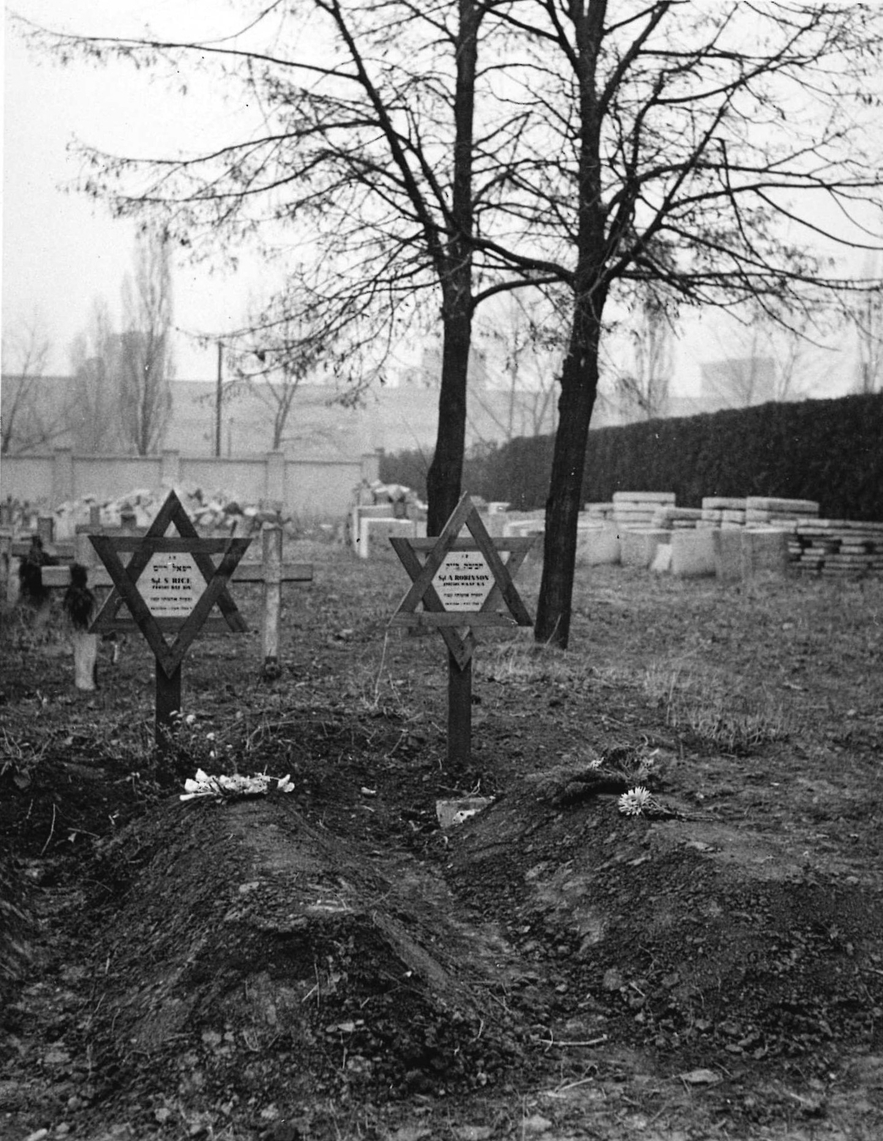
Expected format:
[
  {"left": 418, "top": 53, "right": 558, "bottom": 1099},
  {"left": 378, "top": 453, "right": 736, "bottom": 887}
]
[
  {"left": 851, "top": 255, "right": 883, "bottom": 394},
  {"left": 704, "top": 301, "right": 832, "bottom": 408},
  {"left": 229, "top": 308, "right": 322, "bottom": 451},
  {"left": 18, "top": 3, "right": 883, "bottom": 646},
  {"left": 118, "top": 229, "right": 174, "bottom": 455},
  {"left": 470, "top": 289, "right": 563, "bottom": 444},
  {"left": 68, "top": 298, "right": 123, "bottom": 453},
  {"left": 1, "top": 312, "right": 67, "bottom": 454},
  {"left": 21, "top": 1, "right": 548, "bottom": 531},
  {"left": 607, "top": 295, "right": 673, "bottom": 422},
  {"left": 484, "top": 1, "right": 883, "bottom": 646}
]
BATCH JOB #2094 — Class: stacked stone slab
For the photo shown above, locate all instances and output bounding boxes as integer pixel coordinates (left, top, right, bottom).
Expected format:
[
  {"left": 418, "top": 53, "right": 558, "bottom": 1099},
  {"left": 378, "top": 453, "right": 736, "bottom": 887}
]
[
  {"left": 583, "top": 502, "right": 615, "bottom": 522},
  {"left": 621, "top": 528, "right": 670, "bottom": 568},
  {"left": 714, "top": 527, "right": 790, "bottom": 581},
  {"left": 791, "top": 519, "right": 883, "bottom": 578},
  {"left": 612, "top": 491, "right": 675, "bottom": 529},
  {"left": 670, "top": 529, "right": 717, "bottom": 577},
  {"left": 745, "top": 497, "right": 819, "bottom": 529},
  {"left": 699, "top": 497, "right": 747, "bottom": 529},
  {"left": 653, "top": 506, "right": 703, "bottom": 530}
]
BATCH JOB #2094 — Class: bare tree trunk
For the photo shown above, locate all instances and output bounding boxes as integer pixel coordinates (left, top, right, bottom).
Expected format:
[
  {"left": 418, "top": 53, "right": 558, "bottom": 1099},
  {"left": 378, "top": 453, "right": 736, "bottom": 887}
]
[
  {"left": 427, "top": 299, "right": 472, "bottom": 533},
  {"left": 535, "top": 306, "right": 603, "bottom": 649},
  {"left": 425, "top": 0, "right": 480, "bottom": 535}
]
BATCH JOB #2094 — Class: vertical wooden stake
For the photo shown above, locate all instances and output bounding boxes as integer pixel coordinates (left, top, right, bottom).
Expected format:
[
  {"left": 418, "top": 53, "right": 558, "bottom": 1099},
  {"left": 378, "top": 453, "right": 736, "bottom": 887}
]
[
  {"left": 72, "top": 630, "right": 98, "bottom": 691},
  {"left": 155, "top": 663, "right": 182, "bottom": 754},
  {"left": 262, "top": 525, "right": 282, "bottom": 678},
  {"left": 447, "top": 650, "right": 472, "bottom": 770}
]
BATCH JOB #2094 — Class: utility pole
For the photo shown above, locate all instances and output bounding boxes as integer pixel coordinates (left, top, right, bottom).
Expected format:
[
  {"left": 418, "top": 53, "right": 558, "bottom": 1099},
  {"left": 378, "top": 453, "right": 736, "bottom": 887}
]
[{"left": 215, "top": 342, "right": 223, "bottom": 457}]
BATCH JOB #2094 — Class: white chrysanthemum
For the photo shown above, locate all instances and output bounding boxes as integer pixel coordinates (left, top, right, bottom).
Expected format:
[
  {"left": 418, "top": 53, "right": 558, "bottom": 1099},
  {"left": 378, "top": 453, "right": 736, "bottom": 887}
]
[
  {"left": 181, "top": 770, "right": 292, "bottom": 801},
  {"left": 618, "top": 786, "right": 652, "bottom": 816},
  {"left": 180, "top": 770, "right": 223, "bottom": 800},
  {"left": 220, "top": 773, "right": 270, "bottom": 795}
]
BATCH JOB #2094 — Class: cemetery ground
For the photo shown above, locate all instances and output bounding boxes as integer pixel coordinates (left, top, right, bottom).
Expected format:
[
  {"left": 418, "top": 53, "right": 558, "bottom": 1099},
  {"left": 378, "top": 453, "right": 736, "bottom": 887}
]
[{"left": 1, "top": 539, "right": 882, "bottom": 1141}]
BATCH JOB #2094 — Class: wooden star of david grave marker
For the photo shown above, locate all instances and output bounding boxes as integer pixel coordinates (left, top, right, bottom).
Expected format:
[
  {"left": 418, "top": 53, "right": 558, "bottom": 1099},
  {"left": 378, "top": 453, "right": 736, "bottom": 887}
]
[
  {"left": 388, "top": 494, "right": 536, "bottom": 768},
  {"left": 88, "top": 490, "right": 252, "bottom": 749}
]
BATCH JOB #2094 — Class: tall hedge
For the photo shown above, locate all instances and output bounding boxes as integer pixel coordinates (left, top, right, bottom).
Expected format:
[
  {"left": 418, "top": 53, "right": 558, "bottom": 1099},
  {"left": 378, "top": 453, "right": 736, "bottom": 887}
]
[{"left": 380, "top": 392, "right": 883, "bottom": 521}]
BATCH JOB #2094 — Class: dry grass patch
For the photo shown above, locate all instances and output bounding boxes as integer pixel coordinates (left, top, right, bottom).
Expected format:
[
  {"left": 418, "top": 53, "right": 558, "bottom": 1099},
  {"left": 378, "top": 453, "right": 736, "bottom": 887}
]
[{"left": 642, "top": 661, "right": 790, "bottom": 755}]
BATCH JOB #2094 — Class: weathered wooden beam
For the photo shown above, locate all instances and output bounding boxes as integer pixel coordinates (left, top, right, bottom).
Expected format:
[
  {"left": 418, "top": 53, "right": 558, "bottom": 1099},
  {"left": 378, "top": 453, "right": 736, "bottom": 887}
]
[{"left": 36, "top": 561, "right": 313, "bottom": 589}]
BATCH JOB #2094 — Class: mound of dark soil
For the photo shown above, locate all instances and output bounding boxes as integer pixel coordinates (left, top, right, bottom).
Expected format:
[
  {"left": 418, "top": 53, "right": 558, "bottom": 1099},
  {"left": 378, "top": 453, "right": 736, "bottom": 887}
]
[
  {"left": 4, "top": 556, "right": 883, "bottom": 1140},
  {"left": 78, "top": 792, "right": 525, "bottom": 1126},
  {"left": 447, "top": 772, "right": 883, "bottom": 1070}
]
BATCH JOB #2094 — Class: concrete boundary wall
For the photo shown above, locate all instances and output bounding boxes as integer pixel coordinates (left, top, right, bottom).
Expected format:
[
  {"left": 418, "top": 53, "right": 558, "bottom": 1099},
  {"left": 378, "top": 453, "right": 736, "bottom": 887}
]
[{"left": 0, "top": 448, "right": 381, "bottom": 520}]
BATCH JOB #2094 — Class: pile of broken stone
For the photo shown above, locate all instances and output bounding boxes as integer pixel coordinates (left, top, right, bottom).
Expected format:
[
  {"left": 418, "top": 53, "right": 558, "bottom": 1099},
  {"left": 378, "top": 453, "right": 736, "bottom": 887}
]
[{"left": 51, "top": 485, "right": 289, "bottom": 539}]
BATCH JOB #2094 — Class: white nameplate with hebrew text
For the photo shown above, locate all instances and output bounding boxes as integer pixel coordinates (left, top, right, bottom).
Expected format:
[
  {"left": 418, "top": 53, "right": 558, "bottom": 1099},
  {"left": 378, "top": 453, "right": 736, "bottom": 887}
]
[
  {"left": 432, "top": 550, "right": 496, "bottom": 612},
  {"left": 139, "top": 553, "right": 206, "bottom": 618}
]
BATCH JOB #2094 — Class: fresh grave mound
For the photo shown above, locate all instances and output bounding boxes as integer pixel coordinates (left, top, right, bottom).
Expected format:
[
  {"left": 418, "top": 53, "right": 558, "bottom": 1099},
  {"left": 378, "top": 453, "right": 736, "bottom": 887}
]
[
  {"left": 445, "top": 761, "right": 883, "bottom": 1075},
  {"left": 83, "top": 793, "right": 525, "bottom": 1123}
]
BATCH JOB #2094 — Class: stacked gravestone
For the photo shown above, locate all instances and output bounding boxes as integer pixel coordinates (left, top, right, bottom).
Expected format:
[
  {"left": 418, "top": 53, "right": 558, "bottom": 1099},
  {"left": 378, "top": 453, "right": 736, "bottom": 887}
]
[
  {"left": 742, "top": 497, "right": 820, "bottom": 568},
  {"left": 583, "top": 502, "right": 615, "bottom": 522},
  {"left": 791, "top": 518, "right": 883, "bottom": 579},
  {"left": 621, "top": 528, "right": 670, "bottom": 568},
  {"left": 612, "top": 491, "right": 675, "bottom": 529},
  {"left": 744, "top": 496, "right": 820, "bottom": 526},
  {"left": 699, "top": 497, "right": 747, "bottom": 529},
  {"left": 653, "top": 506, "right": 703, "bottom": 530},
  {"left": 609, "top": 493, "right": 674, "bottom": 568},
  {"left": 576, "top": 520, "right": 621, "bottom": 566}
]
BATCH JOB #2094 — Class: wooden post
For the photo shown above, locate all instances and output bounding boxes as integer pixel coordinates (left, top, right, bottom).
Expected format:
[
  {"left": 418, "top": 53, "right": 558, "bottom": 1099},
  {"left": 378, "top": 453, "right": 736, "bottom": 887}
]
[
  {"left": 215, "top": 342, "right": 223, "bottom": 458},
  {"left": 72, "top": 630, "right": 99, "bottom": 691},
  {"left": 261, "top": 525, "right": 283, "bottom": 678},
  {"left": 87, "top": 492, "right": 252, "bottom": 754},
  {"left": 388, "top": 497, "right": 537, "bottom": 774},
  {"left": 155, "top": 663, "right": 182, "bottom": 754},
  {"left": 447, "top": 650, "right": 472, "bottom": 769}
]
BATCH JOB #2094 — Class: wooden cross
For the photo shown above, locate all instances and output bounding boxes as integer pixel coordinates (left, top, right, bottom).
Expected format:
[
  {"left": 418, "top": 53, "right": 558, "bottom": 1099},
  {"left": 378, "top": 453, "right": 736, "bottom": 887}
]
[{"left": 37, "top": 527, "right": 311, "bottom": 685}]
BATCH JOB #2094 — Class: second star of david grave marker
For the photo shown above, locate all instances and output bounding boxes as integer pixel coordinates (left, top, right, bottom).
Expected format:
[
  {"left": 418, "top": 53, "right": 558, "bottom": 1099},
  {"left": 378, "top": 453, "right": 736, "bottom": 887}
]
[
  {"left": 88, "top": 490, "right": 252, "bottom": 750},
  {"left": 388, "top": 494, "right": 536, "bottom": 768}
]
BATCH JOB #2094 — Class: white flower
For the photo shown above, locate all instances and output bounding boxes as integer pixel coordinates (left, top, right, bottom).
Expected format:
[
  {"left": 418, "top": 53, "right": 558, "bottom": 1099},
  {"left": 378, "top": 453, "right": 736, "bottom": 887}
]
[
  {"left": 618, "top": 786, "right": 652, "bottom": 816},
  {"left": 185, "top": 714, "right": 197, "bottom": 726},
  {"left": 180, "top": 769, "right": 223, "bottom": 801},
  {"left": 180, "top": 770, "right": 286, "bottom": 802}
]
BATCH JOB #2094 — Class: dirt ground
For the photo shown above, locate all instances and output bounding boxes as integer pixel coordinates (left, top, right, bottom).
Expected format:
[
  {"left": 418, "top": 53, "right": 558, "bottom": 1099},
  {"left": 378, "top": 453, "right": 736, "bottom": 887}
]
[{"left": 2, "top": 537, "right": 882, "bottom": 1141}]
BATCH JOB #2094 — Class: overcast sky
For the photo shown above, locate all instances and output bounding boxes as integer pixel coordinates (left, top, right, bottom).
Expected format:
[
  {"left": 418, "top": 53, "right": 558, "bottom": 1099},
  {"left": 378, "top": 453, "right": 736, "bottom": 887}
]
[
  {"left": 3, "top": 1, "right": 273, "bottom": 380},
  {"left": 3, "top": 2, "right": 879, "bottom": 396}
]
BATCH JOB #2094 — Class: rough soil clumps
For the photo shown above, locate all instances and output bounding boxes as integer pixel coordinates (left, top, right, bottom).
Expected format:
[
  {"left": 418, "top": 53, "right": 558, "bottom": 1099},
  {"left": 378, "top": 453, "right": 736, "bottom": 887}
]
[
  {"left": 448, "top": 774, "right": 883, "bottom": 1070},
  {"left": 84, "top": 795, "right": 523, "bottom": 1117},
  {"left": 3, "top": 556, "right": 883, "bottom": 1139}
]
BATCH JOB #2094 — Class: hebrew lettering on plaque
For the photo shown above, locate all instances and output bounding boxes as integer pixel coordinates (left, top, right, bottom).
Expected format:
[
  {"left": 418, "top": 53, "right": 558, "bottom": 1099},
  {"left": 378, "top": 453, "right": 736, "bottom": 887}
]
[
  {"left": 140, "top": 554, "right": 206, "bottom": 618},
  {"left": 431, "top": 550, "right": 497, "bottom": 612}
]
